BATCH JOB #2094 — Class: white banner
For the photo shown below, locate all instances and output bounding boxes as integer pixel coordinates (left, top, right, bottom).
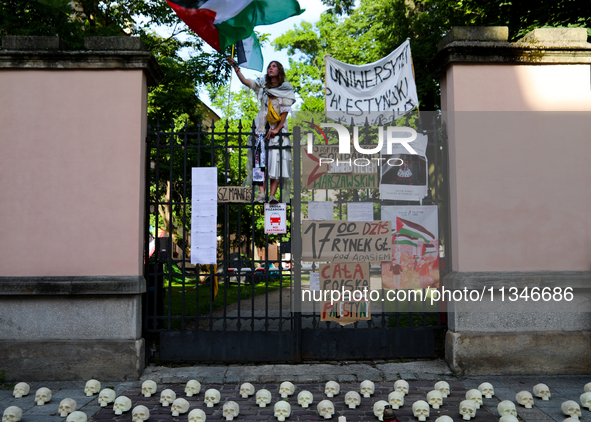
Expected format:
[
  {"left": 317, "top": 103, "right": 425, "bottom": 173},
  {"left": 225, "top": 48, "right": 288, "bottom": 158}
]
[{"left": 325, "top": 40, "right": 418, "bottom": 125}]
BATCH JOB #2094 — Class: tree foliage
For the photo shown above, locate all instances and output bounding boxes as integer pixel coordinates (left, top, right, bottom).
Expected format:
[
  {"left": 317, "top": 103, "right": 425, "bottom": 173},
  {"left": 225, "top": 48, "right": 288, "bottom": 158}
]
[{"left": 274, "top": 0, "right": 591, "bottom": 110}]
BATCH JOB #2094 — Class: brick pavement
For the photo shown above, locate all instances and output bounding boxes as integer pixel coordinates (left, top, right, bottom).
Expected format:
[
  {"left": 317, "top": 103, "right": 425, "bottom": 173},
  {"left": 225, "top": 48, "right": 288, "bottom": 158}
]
[{"left": 2, "top": 361, "right": 591, "bottom": 421}]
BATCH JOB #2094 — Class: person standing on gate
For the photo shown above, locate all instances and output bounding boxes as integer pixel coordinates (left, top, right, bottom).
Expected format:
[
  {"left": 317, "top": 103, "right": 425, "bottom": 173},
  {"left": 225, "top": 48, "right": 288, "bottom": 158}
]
[{"left": 227, "top": 57, "right": 295, "bottom": 204}]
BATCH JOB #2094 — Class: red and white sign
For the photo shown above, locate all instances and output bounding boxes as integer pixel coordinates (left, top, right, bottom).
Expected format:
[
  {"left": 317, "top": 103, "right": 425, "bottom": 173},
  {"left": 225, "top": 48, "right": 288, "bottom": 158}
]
[{"left": 264, "top": 203, "right": 287, "bottom": 234}]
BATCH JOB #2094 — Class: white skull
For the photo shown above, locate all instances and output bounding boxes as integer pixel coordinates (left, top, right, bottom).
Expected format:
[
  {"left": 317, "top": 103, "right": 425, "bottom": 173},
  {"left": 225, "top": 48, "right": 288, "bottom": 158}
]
[
  {"left": 466, "top": 389, "right": 483, "bottom": 409},
  {"left": 297, "top": 390, "right": 314, "bottom": 408},
  {"left": 361, "top": 380, "right": 375, "bottom": 397},
  {"left": 279, "top": 381, "right": 295, "bottom": 398},
  {"left": 171, "top": 398, "right": 190, "bottom": 416},
  {"left": 141, "top": 380, "right": 157, "bottom": 398},
  {"left": 388, "top": 391, "right": 404, "bottom": 409},
  {"left": 189, "top": 408, "right": 207, "bottom": 422},
  {"left": 427, "top": 390, "right": 443, "bottom": 409},
  {"left": 435, "top": 417, "right": 454, "bottom": 422},
  {"left": 204, "top": 388, "right": 221, "bottom": 407},
  {"left": 160, "top": 388, "right": 176, "bottom": 406},
  {"left": 478, "top": 382, "right": 494, "bottom": 398},
  {"left": 515, "top": 391, "right": 534, "bottom": 408},
  {"left": 98, "top": 389, "right": 116, "bottom": 407},
  {"left": 256, "top": 389, "right": 272, "bottom": 407},
  {"left": 434, "top": 381, "right": 450, "bottom": 398},
  {"left": 459, "top": 399, "right": 476, "bottom": 420},
  {"left": 12, "top": 383, "right": 29, "bottom": 398},
  {"left": 274, "top": 401, "right": 291, "bottom": 421},
  {"left": 412, "top": 400, "right": 430, "bottom": 422},
  {"left": 59, "top": 398, "right": 77, "bottom": 417},
  {"left": 585, "top": 382, "right": 591, "bottom": 393},
  {"left": 497, "top": 400, "right": 517, "bottom": 417},
  {"left": 2, "top": 406, "right": 22, "bottom": 422},
  {"left": 581, "top": 392, "right": 591, "bottom": 409},
  {"left": 240, "top": 382, "right": 255, "bottom": 398},
  {"left": 113, "top": 396, "right": 132, "bottom": 415},
  {"left": 325, "top": 381, "right": 340, "bottom": 397},
  {"left": 317, "top": 399, "right": 335, "bottom": 419},
  {"left": 562, "top": 400, "right": 582, "bottom": 418},
  {"left": 185, "top": 380, "right": 201, "bottom": 397},
  {"left": 394, "top": 380, "right": 409, "bottom": 396},
  {"left": 373, "top": 400, "right": 389, "bottom": 421},
  {"left": 132, "top": 405, "right": 150, "bottom": 422},
  {"left": 35, "top": 387, "right": 52, "bottom": 405},
  {"left": 499, "top": 417, "right": 519, "bottom": 422},
  {"left": 533, "top": 383, "right": 551, "bottom": 401},
  {"left": 345, "top": 391, "right": 361, "bottom": 409},
  {"left": 84, "top": 379, "right": 101, "bottom": 396},
  {"left": 223, "top": 401, "right": 240, "bottom": 421},
  {"left": 66, "top": 411, "right": 87, "bottom": 422}
]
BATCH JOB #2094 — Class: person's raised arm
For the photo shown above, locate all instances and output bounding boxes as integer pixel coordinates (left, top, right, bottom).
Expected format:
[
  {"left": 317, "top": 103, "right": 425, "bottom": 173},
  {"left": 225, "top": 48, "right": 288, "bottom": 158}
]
[{"left": 227, "top": 57, "right": 251, "bottom": 88}]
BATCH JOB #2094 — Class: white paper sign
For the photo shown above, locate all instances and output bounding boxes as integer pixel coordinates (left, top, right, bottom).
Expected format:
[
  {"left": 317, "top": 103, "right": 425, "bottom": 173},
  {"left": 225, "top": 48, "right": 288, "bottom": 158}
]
[
  {"left": 308, "top": 201, "right": 334, "bottom": 221},
  {"left": 264, "top": 203, "right": 287, "bottom": 234},
  {"left": 191, "top": 167, "right": 217, "bottom": 265},
  {"left": 347, "top": 202, "right": 373, "bottom": 221},
  {"left": 325, "top": 40, "right": 418, "bottom": 125},
  {"left": 309, "top": 272, "right": 320, "bottom": 291}
]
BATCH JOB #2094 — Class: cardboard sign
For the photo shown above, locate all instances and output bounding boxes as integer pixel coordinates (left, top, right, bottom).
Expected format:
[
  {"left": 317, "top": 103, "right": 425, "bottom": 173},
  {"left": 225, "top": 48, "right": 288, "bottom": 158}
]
[
  {"left": 264, "top": 203, "right": 287, "bottom": 234},
  {"left": 320, "top": 262, "right": 370, "bottom": 293},
  {"left": 217, "top": 186, "right": 253, "bottom": 203},
  {"left": 303, "top": 144, "right": 379, "bottom": 190},
  {"left": 302, "top": 220, "right": 392, "bottom": 263},
  {"left": 320, "top": 300, "right": 371, "bottom": 324}
]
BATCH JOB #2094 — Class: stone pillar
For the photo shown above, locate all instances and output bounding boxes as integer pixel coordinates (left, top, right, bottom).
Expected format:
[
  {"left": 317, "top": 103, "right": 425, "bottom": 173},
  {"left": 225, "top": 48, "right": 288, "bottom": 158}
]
[
  {"left": 430, "top": 27, "right": 591, "bottom": 375},
  {"left": 0, "top": 36, "right": 162, "bottom": 381}
]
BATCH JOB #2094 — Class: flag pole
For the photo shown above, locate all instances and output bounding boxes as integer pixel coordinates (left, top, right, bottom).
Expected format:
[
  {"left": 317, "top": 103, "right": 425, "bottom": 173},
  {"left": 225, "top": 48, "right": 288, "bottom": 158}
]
[
  {"left": 324, "top": 54, "right": 329, "bottom": 119},
  {"left": 226, "top": 44, "right": 235, "bottom": 117},
  {"left": 408, "top": 39, "right": 420, "bottom": 120}
]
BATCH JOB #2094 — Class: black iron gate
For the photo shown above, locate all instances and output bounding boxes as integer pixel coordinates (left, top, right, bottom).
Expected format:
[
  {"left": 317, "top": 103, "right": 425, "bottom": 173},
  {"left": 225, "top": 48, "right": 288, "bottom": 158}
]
[{"left": 144, "top": 113, "right": 449, "bottom": 363}]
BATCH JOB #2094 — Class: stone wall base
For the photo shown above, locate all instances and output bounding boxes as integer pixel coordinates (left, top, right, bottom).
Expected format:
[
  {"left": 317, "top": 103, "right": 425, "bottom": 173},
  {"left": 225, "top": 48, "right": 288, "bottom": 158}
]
[
  {"left": 0, "top": 339, "right": 144, "bottom": 381},
  {"left": 446, "top": 330, "right": 591, "bottom": 376}
]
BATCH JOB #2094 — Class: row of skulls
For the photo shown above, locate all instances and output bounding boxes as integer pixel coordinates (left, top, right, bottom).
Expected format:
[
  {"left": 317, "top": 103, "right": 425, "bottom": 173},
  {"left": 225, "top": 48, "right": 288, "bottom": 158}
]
[{"left": 7, "top": 379, "right": 591, "bottom": 422}]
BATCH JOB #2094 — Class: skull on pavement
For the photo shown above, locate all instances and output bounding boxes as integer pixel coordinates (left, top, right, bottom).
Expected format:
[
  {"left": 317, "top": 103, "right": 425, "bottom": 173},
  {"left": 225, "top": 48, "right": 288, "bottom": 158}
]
[{"left": 59, "top": 398, "right": 77, "bottom": 417}]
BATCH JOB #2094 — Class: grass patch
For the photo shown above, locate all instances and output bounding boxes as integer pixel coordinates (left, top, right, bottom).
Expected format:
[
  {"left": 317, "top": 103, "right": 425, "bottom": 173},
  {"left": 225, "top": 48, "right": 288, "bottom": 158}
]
[{"left": 161, "top": 265, "right": 291, "bottom": 317}]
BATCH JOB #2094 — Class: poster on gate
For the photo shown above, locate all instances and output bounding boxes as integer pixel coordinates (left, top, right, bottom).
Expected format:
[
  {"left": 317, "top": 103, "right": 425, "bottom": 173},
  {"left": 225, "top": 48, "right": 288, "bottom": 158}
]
[
  {"left": 264, "top": 203, "right": 287, "bottom": 234},
  {"left": 380, "top": 206, "right": 439, "bottom": 289},
  {"left": 379, "top": 133, "right": 429, "bottom": 201}
]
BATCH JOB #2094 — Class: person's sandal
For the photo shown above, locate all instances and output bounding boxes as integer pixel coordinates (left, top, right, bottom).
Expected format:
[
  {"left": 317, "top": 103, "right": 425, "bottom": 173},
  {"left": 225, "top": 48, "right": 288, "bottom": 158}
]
[
  {"left": 254, "top": 192, "right": 266, "bottom": 204},
  {"left": 268, "top": 195, "right": 279, "bottom": 204}
]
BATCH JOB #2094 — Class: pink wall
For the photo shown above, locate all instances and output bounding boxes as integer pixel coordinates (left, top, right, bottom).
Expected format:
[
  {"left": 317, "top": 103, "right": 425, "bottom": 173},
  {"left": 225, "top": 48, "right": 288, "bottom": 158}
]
[
  {"left": 0, "top": 70, "right": 147, "bottom": 276},
  {"left": 441, "top": 64, "right": 591, "bottom": 271}
]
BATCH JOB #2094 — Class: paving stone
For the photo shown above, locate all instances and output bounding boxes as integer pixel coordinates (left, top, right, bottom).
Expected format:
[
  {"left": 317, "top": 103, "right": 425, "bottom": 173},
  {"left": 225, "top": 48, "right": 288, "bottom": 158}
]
[{"left": 294, "top": 374, "right": 323, "bottom": 383}]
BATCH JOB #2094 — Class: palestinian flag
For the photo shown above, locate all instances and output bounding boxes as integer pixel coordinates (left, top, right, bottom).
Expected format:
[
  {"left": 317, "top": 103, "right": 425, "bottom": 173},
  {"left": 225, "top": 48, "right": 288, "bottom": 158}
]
[
  {"left": 422, "top": 243, "right": 437, "bottom": 256},
  {"left": 396, "top": 217, "right": 435, "bottom": 242},
  {"left": 166, "top": 0, "right": 304, "bottom": 53},
  {"left": 236, "top": 33, "right": 263, "bottom": 71},
  {"left": 393, "top": 234, "right": 418, "bottom": 247}
]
